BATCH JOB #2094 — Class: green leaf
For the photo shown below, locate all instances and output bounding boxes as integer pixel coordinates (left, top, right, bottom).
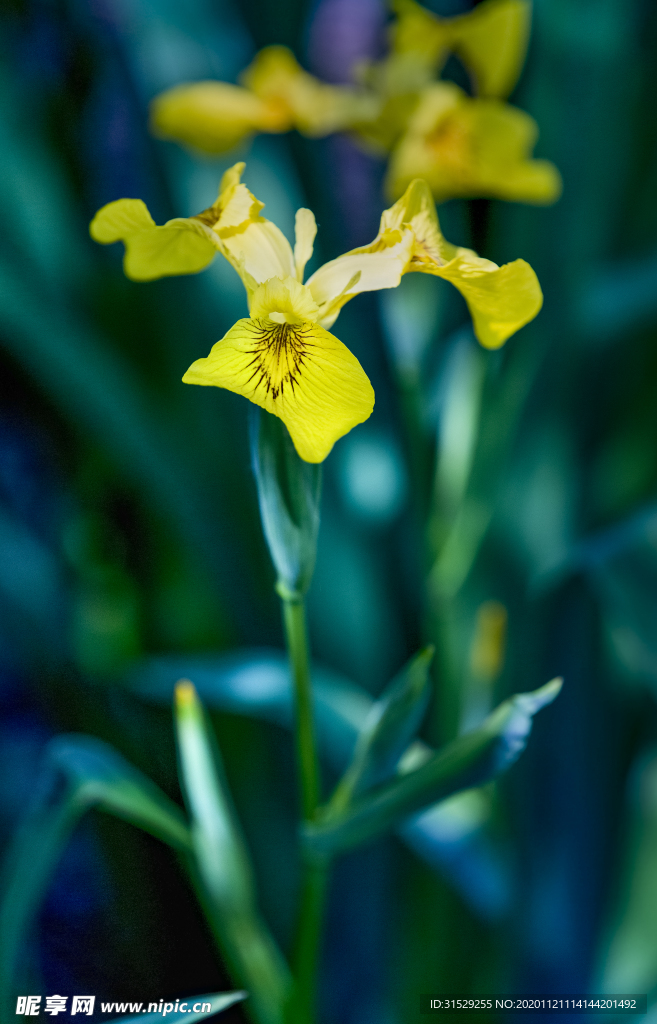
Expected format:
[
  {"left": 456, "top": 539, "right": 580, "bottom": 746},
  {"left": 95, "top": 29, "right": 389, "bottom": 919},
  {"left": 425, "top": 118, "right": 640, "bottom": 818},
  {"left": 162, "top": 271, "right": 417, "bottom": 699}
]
[
  {"left": 328, "top": 646, "right": 434, "bottom": 813},
  {"left": 250, "top": 409, "right": 321, "bottom": 597},
  {"left": 600, "top": 751, "right": 657, "bottom": 994},
  {"left": 124, "top": 650, "right": 515, "bottom": 903},
  {"left": 175, "top": 681, "right": 291, "bottom": 1024},
  {"left": 303, "top": 678, "right": 562, "bottom": 857},
  {"left": 0, "top": 736, "right": 191, "bottom": 1022},
  {"left": 111, "top": 991, "right": 247, "bottom": 1022}
]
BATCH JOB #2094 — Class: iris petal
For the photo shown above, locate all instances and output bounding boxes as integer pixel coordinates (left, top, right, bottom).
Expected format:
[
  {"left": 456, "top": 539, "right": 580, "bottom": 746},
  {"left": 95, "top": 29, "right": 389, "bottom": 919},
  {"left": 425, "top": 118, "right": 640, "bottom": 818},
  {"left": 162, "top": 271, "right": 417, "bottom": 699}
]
[
  {"left": 182, "top": 318, "right": 374, "bottom": 462},
  {"left": 425, "top": 256, "right": 543, "bottom": 349}
]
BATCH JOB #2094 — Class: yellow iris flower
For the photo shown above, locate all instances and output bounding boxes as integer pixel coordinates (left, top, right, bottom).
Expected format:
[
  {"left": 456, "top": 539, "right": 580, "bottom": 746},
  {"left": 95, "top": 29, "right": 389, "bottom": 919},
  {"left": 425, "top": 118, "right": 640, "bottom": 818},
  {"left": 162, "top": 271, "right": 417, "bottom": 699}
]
[
  {"left": 90, "top": 165, "right": 541, "bottom": 462},
  {"left": 353, "top": 0, "right": 560, "bottom": 207},
  {"left": 386, "top": 81, "right": 562, "bottom": 204},
  {"left": 150, "top": 46, "right": 379, "bottom": 156}
]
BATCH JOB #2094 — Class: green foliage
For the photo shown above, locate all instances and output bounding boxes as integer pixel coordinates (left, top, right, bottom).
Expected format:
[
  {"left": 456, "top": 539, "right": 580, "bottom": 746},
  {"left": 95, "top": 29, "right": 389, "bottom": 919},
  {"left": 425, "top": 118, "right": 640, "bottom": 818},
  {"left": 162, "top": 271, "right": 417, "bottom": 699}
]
[
  {"left": 175, "top": 682, "right": 291, "bottom": 1024},
  {"left": 328, "top": 645, "right": 434, "bottom": 812},
  {"left": 304, "top": 679, "right": 562, "bottom": 856}
]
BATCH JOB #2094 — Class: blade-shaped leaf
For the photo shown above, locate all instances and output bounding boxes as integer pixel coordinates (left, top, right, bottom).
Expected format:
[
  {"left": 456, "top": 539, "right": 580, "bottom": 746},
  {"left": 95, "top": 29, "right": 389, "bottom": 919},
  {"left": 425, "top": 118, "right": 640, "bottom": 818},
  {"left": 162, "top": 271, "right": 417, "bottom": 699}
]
[
  {"left": 174, "top": 681, "right": 291, "bottom": 1024},
  {"left": 125, "top": 650, "right": 512, "bottom": 915},
  {"left": 329, "top": 646, "right": 434, "bottom": 812},
  {"left": 303, "top": 679, "right": 562, "bottom": 857},
  {"left": 111, "top": 991, "right": 247, "bottom": 1022},
  {"left": 0, "top": 736, "right": 191, "bottom": 1022}
]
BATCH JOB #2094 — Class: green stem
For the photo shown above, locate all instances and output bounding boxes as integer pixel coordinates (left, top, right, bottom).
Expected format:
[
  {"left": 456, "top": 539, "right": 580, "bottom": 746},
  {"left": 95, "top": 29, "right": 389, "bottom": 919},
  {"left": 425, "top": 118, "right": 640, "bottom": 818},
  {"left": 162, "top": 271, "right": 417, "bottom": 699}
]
[
  {"left": 287, "top": 858, "right": 330, "bottom": 1024},
  {"left": 280, "top": 594, "right": 327, "bottom": 1024},
  {"left": 282, "top": 594, "right": 320, "bottom": 819}
]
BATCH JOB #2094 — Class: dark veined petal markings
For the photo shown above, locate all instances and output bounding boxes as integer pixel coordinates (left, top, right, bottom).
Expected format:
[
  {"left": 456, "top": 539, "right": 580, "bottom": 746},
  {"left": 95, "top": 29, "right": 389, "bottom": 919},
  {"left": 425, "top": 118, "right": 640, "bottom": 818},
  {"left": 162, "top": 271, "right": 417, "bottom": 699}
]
[{"left": 242, "top": 319, "right": 317, "bottom": 401}]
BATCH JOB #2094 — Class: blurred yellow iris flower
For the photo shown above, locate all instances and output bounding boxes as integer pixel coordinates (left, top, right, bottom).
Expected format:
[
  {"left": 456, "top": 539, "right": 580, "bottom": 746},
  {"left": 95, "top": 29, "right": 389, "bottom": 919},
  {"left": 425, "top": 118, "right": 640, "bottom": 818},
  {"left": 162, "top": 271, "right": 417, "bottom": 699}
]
[
  {"left": 150, "top": 46, "right": 379, "bottom": 155},
  {"left": 356, "top": 0, "right": 561, "bottom": 205},
  {"left": 90, "top": 164, "right": 542, "bottom": 461},
  {"left": 147, "top": 0, "right": 560, "bottom": 209},
  {"left": 386, "top": 82, "right": 562, "bottom": 203}
]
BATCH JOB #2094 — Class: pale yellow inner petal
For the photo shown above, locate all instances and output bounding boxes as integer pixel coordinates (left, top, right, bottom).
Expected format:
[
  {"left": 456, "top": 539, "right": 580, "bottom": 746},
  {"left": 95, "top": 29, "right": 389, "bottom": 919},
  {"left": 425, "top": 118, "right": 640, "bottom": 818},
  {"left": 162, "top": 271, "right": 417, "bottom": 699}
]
[
  {"left": 307, "top": 228, "right": 414, "bottom": 325},
  {"left": 249, "top": 276, "right": 320, "bottom": 322},
  {"left": 294, "top": 208, "right": 317, "bottom": 282}
]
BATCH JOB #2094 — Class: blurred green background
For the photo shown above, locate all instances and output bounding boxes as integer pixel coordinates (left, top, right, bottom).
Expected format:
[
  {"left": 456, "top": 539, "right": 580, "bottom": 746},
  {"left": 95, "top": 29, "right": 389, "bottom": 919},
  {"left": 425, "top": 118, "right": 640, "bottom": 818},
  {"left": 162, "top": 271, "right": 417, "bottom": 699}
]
[{"left": 2, "top": 0, "right": 657, "bottom": 1020}]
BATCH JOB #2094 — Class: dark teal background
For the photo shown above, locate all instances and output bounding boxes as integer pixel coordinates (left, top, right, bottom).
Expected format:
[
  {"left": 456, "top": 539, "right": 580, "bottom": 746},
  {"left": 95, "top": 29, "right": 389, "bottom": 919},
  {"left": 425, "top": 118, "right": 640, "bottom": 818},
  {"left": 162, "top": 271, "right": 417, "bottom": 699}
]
[{"left": 1, "top": 0, "right": 657, "bottom": 1020}]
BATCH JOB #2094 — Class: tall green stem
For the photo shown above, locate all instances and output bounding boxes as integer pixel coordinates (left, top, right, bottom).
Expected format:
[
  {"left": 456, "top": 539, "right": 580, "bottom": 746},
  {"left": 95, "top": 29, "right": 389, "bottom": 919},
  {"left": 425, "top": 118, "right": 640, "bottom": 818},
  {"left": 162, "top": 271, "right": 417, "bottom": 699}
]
[
  {"left": 282, "top": 594, "right": 320, "bottom": 819},
  {"left": 287, "top": 858, "right": 329, "bottom": 1024},
  {"left": 281, "top": 593, "right": 328, "bottom": 1024}
]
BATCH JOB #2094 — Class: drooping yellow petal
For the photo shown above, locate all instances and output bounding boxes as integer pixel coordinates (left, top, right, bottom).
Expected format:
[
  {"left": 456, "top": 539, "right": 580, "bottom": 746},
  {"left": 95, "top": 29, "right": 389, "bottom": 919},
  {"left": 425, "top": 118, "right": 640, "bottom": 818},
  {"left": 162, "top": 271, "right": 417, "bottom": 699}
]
[
  {"left": 449, "top": 0, "right": 531, "bottom": 98},
  {"left": 386, "top": 84, "right": 562, "bottom": 205},
  {"left": 422, "top": 254, "right": 543, "bottom": 349},
  {"left": 121, "top": 220, "right": 219, "bottom": 281},
  {"left": 150, "top": 81, "right": 291, "bottom": 155},
  {"left": 182, "top": 315, "right": 374, "bottom": 463},
  {"left": 90, "top": 199, "right": 155, "bottom": 242},
  {"left": 294, "top": 208, "right": 317, "bottom": 282},
  {"left": 242, "top": 45, "right": 380, "bottom": 138},
  {"left": 90, "top": 199, "right": 218, "bottom": 281},
  {"left": 307, "top": 228, "right": 415, "bottom": 328},
  {"left": 377, "top": 178, "right": 543, "bottom": 347}
]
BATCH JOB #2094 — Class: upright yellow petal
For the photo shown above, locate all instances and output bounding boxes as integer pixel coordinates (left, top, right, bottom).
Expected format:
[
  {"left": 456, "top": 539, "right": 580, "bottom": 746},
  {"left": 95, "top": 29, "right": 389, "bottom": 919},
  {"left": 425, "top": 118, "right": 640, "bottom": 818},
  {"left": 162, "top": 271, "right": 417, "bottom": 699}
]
[
  {"left": 389, "top": 0, "right": 452, "bottom": 74},
  {"left": 294, "top": 209, "right": 317, "bottom": 282},
  {"left": 220, "top": 162, "right": 247, "bottom": 193},
  {"left": 379, "top": 178, "right": 459, "bottom": 265},
  {"left": 222, "top": 220, "right": 296, "bottom": 296},
  {"left": 90, "top": 199, "right": 218, "bottom": 281},
  {"left": 194, "top": 167, "right": 295, "bottom": 290},
  {"left": 388, "top": 0, "right": 530, "bottom": 98},
  {"left": 182, "top": 317, "right": 374, "bottom": 463},
  {"left": 150, "top": 81, "right": 291, "bottom": 155},
  {"left": 450, "top": 0, "right": 532, "bottom": 98}
]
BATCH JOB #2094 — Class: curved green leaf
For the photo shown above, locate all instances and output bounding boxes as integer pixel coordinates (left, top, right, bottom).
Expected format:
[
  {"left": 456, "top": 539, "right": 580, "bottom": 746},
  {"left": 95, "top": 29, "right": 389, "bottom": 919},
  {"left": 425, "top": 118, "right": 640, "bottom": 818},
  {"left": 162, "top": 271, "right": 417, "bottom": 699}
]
[
  {"left": 303, "top": 679, "right": 562, "bottom": 857},
  {"left": 329, "top": 646, "right": 434, "bottom": 812}
]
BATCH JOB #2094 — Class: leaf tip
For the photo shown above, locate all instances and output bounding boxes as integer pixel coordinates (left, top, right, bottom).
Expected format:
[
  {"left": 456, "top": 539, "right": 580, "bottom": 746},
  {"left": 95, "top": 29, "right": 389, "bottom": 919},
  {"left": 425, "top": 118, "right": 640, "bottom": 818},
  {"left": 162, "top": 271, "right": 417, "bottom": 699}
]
[
  {"left": 534, "top": 676, "right": 563, "bottom": 708},
  {"left": 175, "top": 678, "right": 198, "bottom": 710}
]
